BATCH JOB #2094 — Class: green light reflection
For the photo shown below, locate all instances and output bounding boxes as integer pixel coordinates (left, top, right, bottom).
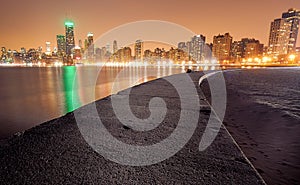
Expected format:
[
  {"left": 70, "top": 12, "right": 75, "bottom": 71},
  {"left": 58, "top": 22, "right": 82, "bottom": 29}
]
[{"left": 62, "top": 66, "right": 81, "bottom": 113}]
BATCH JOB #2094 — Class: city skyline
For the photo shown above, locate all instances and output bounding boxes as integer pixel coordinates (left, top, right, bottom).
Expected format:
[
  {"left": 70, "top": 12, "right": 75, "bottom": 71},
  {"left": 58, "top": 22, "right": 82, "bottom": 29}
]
[{"left": 0, "top": 0, "right": 300, "bottom": 50}]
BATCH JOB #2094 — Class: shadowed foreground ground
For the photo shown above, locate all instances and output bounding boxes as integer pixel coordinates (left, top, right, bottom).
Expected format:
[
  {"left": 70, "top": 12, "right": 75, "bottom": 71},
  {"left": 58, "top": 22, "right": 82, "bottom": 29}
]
[{"left": 0, "top": 72, "right": 265, "bottom": 184}]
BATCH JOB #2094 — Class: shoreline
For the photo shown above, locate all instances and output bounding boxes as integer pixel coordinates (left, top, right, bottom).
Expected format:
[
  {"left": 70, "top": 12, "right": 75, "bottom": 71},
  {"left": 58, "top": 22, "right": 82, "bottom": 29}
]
[
  {"left": 0, "top": 72, "right": 265, "bottom": 184},
  {"left": 219, "top": 69, "right": 300, "bottom": 184}
]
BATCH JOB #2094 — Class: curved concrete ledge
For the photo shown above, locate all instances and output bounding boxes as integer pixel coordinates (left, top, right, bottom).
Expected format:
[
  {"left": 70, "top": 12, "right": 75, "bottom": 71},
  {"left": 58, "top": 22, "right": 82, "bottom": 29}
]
[{"left": 0, "top": 72, "right": 265, "bottom": 184}]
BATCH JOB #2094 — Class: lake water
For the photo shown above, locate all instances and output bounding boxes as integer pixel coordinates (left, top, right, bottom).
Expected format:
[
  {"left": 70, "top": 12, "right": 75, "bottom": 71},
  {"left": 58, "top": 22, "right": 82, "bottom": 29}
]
[
  {"left": 0, "top": 65, "right": 194, "bottom": 138},
  {"left": 223, "top": 68, "right": 300, "bottom": 184}
]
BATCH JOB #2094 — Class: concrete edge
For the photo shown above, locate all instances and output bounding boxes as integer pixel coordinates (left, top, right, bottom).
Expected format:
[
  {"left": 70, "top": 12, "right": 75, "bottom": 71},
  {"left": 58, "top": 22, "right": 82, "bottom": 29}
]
[{"left": 198, "top": 71, "right": 267, "bottom": 184}]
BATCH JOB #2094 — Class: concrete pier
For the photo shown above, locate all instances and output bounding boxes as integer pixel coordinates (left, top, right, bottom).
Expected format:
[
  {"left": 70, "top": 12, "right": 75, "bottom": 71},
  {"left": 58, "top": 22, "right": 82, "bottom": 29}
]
[{"left": 0, "top": 72, "right": 265, "bottom": 184}]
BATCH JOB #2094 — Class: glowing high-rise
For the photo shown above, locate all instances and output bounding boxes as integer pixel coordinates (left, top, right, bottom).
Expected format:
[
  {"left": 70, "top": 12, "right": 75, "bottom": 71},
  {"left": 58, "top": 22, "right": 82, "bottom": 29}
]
[
  {"left": 268, "top": 9, "right": 300, "bottom": 56},
  {"left": 87, "top": 32, "right": 94, "bottom": 58},
  {"left": 45, "top": 41, "right": 51, "bottom": 55},
  {"left": 212, "top": 33, "right": 232, "bottom": 61},
  {"left": 65, "top": 20, "right": 75, "bottom": 56},
  {"left": 268, "top": 18, "right": 292, "bottom": 56},
  {"left": 282, "top": 8, "right": 300, "bottom": 53},
  {"left": 56, "top": 35, "right": 66, "bottom": 57},
  {"left": 134, "top": 40, "right": 143, "bottom": 61}
]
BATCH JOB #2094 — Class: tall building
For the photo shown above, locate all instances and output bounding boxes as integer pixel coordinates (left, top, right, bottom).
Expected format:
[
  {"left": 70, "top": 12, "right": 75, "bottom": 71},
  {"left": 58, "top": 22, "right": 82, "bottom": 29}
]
[
  {"left": 268, "top": 9, "right": 300, "bottom": 56},
  {"left": 45, "top": 41, "right": 51, "bottom": 55},
  {"left": 56, "top": 35, "right": 66, "bottom": 57},
  {"left": 134, "top": 40, "right": 143, "bottom": 61},
  {"left": 113, "top": 40, "right": 118, "bottom": 54},
  {"left": 212, "top": 33, "right": 232, "bottom": 61},
  {"left": 191, "top": 35, "right": 206, "bottom": 62},
  {"left": 87, "top": 32, "right": 94, "bottom": 58},
  {"left": 106, "top": 44, "right": 111, "bottom": 55},
  {"left": 268, "top": 18, "right": 292, "bottom": 56},
  {"left": 65, "top": 20, "right": 75, "bottom": 56},
  {"left": 282, "top": 8, "right": 300, "bottom": 53}
]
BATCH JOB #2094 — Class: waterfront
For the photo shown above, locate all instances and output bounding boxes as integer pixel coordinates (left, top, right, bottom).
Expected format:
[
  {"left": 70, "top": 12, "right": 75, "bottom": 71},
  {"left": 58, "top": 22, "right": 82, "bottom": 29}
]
[
  {"left": 0, "top": 65, "right": 192, "bottom": 138},
  {"left": 0, "top": 71, "right": 265, "bottom": 185},
  {"left": 221, "top": 68, "right": 300, "bottom": 184},
  {"left": 0, "top": 66, "right": 300, "bottom": 184}
]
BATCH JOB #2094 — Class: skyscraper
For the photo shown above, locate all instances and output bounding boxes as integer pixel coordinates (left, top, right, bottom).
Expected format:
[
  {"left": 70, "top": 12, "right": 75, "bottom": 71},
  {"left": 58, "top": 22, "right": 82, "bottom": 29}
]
[
  {"left": 87, "top": 32, "right": 94, "bottom": 58},
  {"left": 106, "top": 44, "right": 111, "bottom": 55},
  {"left": 45, "top": 41, "right": 51, "bottom": 55},
  {"left": 268, "top": 18, "right": 291, "bottom": 56},
  {"left": 191, "top": 35, "right": 206, "bottom": 62},
  {"left": 56, "top": 35, "right": 66, "bottom": 57},
  {"left": 282, "top": 8, "right": 300, "bottom": 53},
  {"left": 134, "top": 40, "right": 143, "bottom": 61},
  {"left": 65, "top": 20, "right": 75, "bottom": 56},
  {"left": 113, "top": 40, "right": 118, "bottom": 54},
  {"left": 268, "top": 9, "right": 300, "bottom": 56},
  {"left": 212, "top": 33, "right": 232, "bottom": 61}
]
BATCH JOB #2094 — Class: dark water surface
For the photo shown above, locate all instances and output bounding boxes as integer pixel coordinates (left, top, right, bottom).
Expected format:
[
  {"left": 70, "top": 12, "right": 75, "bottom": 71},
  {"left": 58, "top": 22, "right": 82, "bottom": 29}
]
[
  {"left": 0, "top": 66, "right": 187, "bottom": 138},
  {"left": 223, "top": 68, "right": 300, "bottom": 185}
]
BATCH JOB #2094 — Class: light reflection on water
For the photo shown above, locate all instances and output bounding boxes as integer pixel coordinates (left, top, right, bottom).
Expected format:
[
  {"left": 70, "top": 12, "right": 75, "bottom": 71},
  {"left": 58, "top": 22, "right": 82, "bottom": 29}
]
[{"left": 0, "top": 65, "right": 218, "bottom": 138}]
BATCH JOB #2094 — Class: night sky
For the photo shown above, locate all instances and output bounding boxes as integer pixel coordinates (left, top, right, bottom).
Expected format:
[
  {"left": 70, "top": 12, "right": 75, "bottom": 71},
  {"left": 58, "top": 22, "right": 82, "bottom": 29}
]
[{"left": 0, "top": 0, "right": 299, "bottom": 50}]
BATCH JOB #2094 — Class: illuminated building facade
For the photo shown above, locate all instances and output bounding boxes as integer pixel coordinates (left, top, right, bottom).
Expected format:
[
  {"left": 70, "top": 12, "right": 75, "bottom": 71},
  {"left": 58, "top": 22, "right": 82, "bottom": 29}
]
[
  {"left": 245, "top": 41, "right": 264, "bottom": 59},
  {"left": 110, "top": 47, "right": 132, "bottom": 62},
  {"left": 134, "top": 40, "right": 143, "bottom": 61},
  {"left": 121, "top": 47, "right": 132, "bottom": 62},
  {"left": 178, "top": 35, "right": 206, "bottom": 62},
  {"left": 268, "top": 9, "right": 300, "bottom": 56},
  {"left": 45, "top": 41, "right": 51, "bottom": 55},
  {"left": 190, "top": 35, "right": 206, "bottom": 62},
  {"left": 87, "top": 32, "right": 94, "bottom": 58},
  {"left": 231, "top": 38, "right": 263, "bottom": 61},
  {"left": 73, "top": 46, "right": 82, "bottom": 60},
  {"left": 65, "top": 20, "right": 75, "bottom": 56},
  {"left": 268, "top": 18, "right": 291, "bottom": 56},
  {"left": 282, "top": 8, "right": 300, "bottom": 53},
  {"left": 56, "top": 35, "right": 66, "bottom": 57},
  {"left": 231, "top": 41, "right": 243, "bottom": 61},
  {"left": 212, "top": 33, "right": 232, "bottom": 61}
]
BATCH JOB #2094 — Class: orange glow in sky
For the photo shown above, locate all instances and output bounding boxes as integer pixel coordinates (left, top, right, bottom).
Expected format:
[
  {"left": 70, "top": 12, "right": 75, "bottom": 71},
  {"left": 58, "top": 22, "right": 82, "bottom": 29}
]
[{"left": 0, "top": 0, "right": 299, "bottom": 50}]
